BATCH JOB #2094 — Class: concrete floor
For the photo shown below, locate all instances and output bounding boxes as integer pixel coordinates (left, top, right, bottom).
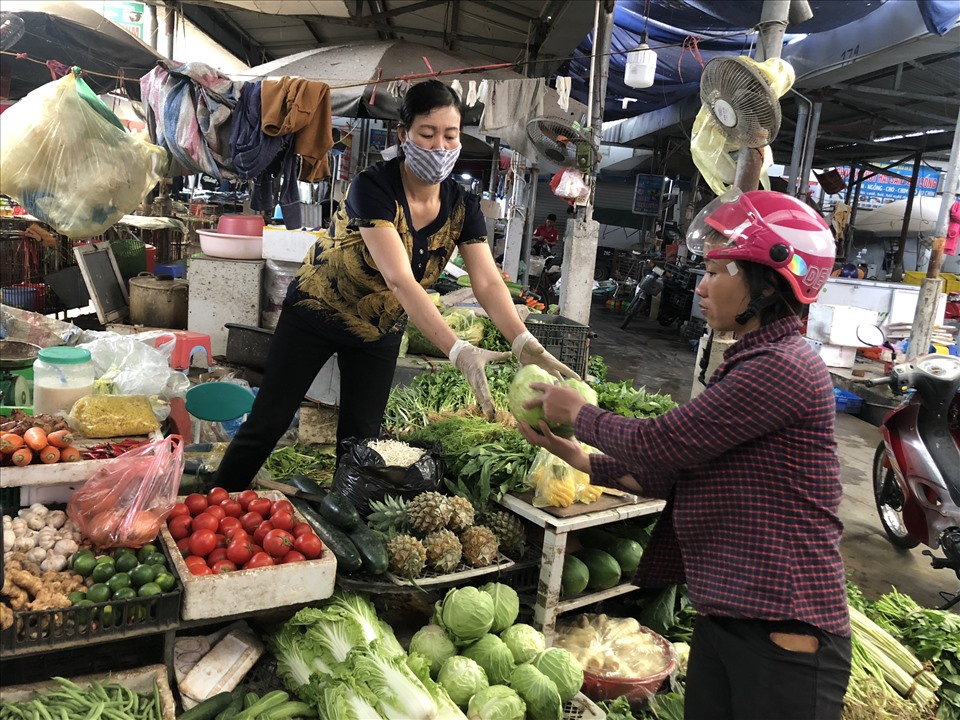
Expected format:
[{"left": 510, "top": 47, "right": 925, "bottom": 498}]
[{"left": 588, "top": 303, "right": 957, "bottom": 611}]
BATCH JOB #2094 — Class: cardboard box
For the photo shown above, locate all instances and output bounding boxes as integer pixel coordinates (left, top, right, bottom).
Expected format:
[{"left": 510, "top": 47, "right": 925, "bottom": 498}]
[{"left": 261, "top": 227, "right": 323, "bottom": 263}]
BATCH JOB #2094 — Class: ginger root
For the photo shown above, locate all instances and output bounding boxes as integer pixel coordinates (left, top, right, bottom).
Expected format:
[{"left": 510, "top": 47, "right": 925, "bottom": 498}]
[
  {"left": 7, "top": 569, "right": 42, "bottom": 597},
  {"left": 0, "top": 603, "right": 12, "bottom": 631}
]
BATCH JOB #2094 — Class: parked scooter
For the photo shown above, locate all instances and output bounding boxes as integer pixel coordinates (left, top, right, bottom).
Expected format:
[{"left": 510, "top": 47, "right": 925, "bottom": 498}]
[
  {"left": 620, "top": 261, "right": 665, "bottom": 330},
  {"left": 858, "top": 325, "right": 960, "bottom": 609}
]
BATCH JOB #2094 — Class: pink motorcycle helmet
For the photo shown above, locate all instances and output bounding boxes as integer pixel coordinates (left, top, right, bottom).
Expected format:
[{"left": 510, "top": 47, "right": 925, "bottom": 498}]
[{"left": 686, "top": 189, "right": 836, "bottom": 304}]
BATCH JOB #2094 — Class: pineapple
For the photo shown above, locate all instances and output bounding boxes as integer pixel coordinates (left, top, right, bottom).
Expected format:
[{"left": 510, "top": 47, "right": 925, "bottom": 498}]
[
  {"left": 407, "top": 491, "right": 453, "bottom": 535},
  {"left": 446, "top": 495, "right": 475, "bottom": 533},
  {"left": 460, "top": 525, "right": 499, "bottom": 567},
  {"left": 387, "top": 534, "right": 427, "bottom": 578},
  {"left": 367, "top": 495, "right": 409, "bottom": 535},
  {"left": 422, "top": 529, "right": 463, "bottom": 573},
  {"left": 480, "top": 509, "right": 526, "bottom": 559}
]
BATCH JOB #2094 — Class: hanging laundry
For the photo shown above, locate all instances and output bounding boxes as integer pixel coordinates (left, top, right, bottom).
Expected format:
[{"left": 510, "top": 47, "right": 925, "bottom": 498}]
[
  {"left": 466, "top": 80, "right": 479, "bottom": 107},
  {"left": 478, "top": 78, "right": 545, "bottom": 158},
  {"left": 261, "top": 77, "right": 333, "bottom": 182},
  {"left": 450, "top": 79, "right": 463, "bottom": 102},
  {"left": 555, "top": 76, "right": 571, "bottom": 112},
  {"left": 140, "top": 61, "right": 242, "bottom": 178}
]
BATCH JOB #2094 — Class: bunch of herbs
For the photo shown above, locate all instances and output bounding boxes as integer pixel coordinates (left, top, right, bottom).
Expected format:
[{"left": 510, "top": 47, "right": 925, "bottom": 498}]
[{"left": 595, "top": 381, "right": 678, "bottom": 418}]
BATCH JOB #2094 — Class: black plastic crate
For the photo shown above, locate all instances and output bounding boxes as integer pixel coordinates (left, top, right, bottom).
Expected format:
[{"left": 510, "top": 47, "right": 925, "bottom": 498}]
[
  {"left": 0, "top": 537, "right": 182, "bottom": 653},
  {"left": 524, "top": 314, "right": 590, "bottom": 379}
]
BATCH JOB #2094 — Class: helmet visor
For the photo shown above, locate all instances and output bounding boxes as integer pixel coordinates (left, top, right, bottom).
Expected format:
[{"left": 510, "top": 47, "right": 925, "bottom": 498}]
[{"left": 685, "top": 188, "right": 745, "bottom": 256}]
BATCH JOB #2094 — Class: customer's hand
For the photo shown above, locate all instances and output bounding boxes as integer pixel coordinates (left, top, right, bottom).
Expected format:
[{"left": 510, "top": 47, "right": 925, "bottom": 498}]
[
  {"left": 449, "top": 340, "right": 512, "bottom": 418},
  {"left": 512, "top": 330, "right": 579, "bottom": 379},
  {"left": 523, "top": 381, "right": 586, "bottom": 428}
]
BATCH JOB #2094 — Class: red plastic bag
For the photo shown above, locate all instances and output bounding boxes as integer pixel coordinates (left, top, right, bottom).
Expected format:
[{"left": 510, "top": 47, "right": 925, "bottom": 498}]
[
  {"left": 550, "top": 168, "right": 589, "bottom": 204},
  {"left": 67, "top": 435, "right": 184, "bottom": 549}
]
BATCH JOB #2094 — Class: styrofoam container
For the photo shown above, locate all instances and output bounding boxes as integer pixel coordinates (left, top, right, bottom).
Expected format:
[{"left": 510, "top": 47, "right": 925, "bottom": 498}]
[
  {"left": 197, "top": 229, "right": 263, "bottom": 260},
  {"left": 807, "top": 304, "right": 879, "bottom": 347},
  {"left": 261, "top": 226, "right": 324, "bottom": 263},
  {"left": 159, "top": 491, "right": 336, "bottom": 620},
  {"left": 818, "top": 343, "right": 857, "bottom": 368}
]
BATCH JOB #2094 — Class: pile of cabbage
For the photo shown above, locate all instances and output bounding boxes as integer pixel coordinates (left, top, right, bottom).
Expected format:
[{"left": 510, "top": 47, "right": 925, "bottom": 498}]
[{"left": 407, "top": 582, "right": 584, "bottom": 720}]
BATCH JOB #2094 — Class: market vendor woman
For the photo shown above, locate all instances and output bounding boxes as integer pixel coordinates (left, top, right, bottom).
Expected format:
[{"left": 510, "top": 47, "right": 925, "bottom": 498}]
[
  {"left": 519, "top": 189, "right": 851, "bottom": 720},
  {"left": 215, "top": 80, "right": 576, "bottom": 492}
]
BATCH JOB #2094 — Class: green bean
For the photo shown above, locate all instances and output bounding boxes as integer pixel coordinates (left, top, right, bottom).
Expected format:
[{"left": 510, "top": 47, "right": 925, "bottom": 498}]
[
  {"left": 80, "top": 701, "right": 103, "bottom": 720},
  {"left": 33, "top": 702, "right": 53, "bottom": 720}
]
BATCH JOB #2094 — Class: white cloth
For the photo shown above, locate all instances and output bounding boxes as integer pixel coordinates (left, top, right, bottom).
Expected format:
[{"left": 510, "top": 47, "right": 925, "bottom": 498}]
[
  {"left": 450, "top": 80, "right": 463, "bottom": 102},
  {"left": 466, "top": 80, "right": 479, "bottom": 107},
  {"left": 478, "top": 79, "right": 546, "bottom": 158},
  {"left": 556, "top": 77, "right": 571, "bottom": 112}
]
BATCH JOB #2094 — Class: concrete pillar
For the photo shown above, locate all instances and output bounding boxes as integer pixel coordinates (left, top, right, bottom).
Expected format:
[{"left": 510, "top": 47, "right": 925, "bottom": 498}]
[
  {"left": 502, "top": 164, "right": 527, "bottom": 281},
  {"left": 559, "top": 217, "right": 601, "bottom": 324}
]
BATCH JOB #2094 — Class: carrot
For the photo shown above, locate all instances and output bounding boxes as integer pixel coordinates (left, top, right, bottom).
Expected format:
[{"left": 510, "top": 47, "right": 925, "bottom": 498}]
[
  {"left": 38, "top": 445, "right": 60, "bottom": 464},
  {"left": 58, "top": 446, "right": 81, "bottom": 463},
  {"left": 45, "top": 429, "right": 74, "bottom": 449},
  {"left": 0, "top": 433, "right": 23, "bottom": 454},
  {"left": 23, "top": 427, "right": 47, "bottom": 452},
  {"left": 11, "top": 447, "right": 33, "bottom": 466}
]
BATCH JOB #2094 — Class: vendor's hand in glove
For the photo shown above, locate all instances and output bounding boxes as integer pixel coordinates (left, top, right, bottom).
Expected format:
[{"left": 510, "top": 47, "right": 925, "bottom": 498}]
[
  {"left": 512, "top": 330, "right": 580, "bottom": 379},
  {"left": 449, "top": 340, "right": 512, "bottom": 418}
]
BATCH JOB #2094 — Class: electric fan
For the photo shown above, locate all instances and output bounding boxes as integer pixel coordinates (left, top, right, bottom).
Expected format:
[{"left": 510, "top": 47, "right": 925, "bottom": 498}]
[
  {"left": 525, "top": 117, "right": 597, "bottom": 167},
  {"left": 699, "top": 56, "right": 781, "bottom": 148}
]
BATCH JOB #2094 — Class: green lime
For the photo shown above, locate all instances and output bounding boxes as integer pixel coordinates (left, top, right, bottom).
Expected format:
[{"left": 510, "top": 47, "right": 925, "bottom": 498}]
[
  {"left": 143, "top": 552, "right": 167, "bottom": 568},
  {"left": 129, "top": 564, "right": 157, "bottom": 587},
  {"left": 68, "top": 591, "right": 86, "bottom": 605},
  {"left": 90, "top": 562, "right": 116, "bottom": 584},
  {"left": 72, "top": 555, "right": 98, "bottom": 578},
  {"left": 100, "top": 604, "right": 115, "bottom": 628},
  {"left": 115, "top": 553, "right": 139, "bottom": 573},
  {"left": 86, "top": 583, "right": 112, "bottom": 604},
  {"left": 149, "top": 563, "right": 167, "bottom": 579},
  {"left": 113, "top": 587, "right": 137, "bottom": 601},
  {"left": 137, "top": 544, "right": 159, "bottom": 564},
  {"left": 154, "top": 572, "right": 175, "bottom": 593},
  {"left": 71, "top": 549, "right": 95, "bottom": 566},
  {"left": 114, "top": 547, "right": 137, "bottom": 559},
  {"left": 95, "top": 555, "right": 116, "bottom": 568},
  {"left": 106, "top": 573, "right": 131, "bottom": 593},
  {"left": 137, "top": 582, "right": 162, "bottom": 598},
  {"left": 74, "top": 599, "right": 95, "bottom": 623}
]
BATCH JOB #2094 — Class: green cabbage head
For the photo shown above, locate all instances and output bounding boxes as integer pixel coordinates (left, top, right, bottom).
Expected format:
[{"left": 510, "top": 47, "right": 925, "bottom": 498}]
[
  {"left": 436, "top": 586, "right": 495, "bottom": 646},
  {"left": 500, "top": 623, "right": 546, "bottom": 664},
  {"left": 508, "top": 366, "right": 598, "bottom": 437},
  {"left": 408, "top": 624, "right": 456, "bottom": 678},
  {"left": 480, "top": 582, "right": 519, "bottom": 633},
  {"left": 466, "top": 685, "right": 526, "bottom": 720},
  {"left": 462, "top": 633, "right": 517, "bottom": 685},
  {"left": 437, "top": 655, "right": 489, "bottom": 707},
  {"left": 532, "top": 647, "right": 583, "bottom": 703},
  {"left": 509, "top": 664, "right": 562, "bottom": 720}
]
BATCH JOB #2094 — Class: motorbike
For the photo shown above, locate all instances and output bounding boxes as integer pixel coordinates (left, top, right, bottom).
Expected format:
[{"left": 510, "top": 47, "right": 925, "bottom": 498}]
[
  {"left": 858, "top": 325, "right": 960, "bottom": 609},
  {"left": 620, "top": 263, "right": 665, "bottom": 330}
]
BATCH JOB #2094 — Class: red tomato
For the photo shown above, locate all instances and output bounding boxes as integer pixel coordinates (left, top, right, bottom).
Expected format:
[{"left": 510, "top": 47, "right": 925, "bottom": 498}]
[
  {"left": 192, "top": 512, "right": 220, "bottom": 533},
  {"left": 224, "top": 526, "right": 248, "bottom": 540},
  {"left": 263, "top": 528, "right": 294, "bottom": 558},
  {"left": 184, "top": 493, "right": 208, "bottom": 516},
  {"left": 219, "top": 517, "right": 242, "bottom": 535},
  {"left": 291, "top": 522, "right": 313, "bottom": 537},
  {"left": 293, "top": 532, "right": 323, "bottom": 560},
  {"left": 220, "top": 500, "right": 243, "bottom": 518},
  {"left": 184, "top": 555, "right": 207, "bottom": 570},
  {"left": 215, "top": 533, "right": 228, "bottom": 549},
  {"left": 176, "top": 537, "right": 192, "bottom": 556},
  {"left": 247, "top": 497, "right": 272, "bottom": 518},
  {"left": 240, "top": 512, "right": 264, "bottom": 534},
  {"left": 252, "top": 521, "right": 274, "bottom": 545},
  {"left": 269, "top": 509, "right": 295, "bottom": 532},
  {"left": 169, "top": 502, "right": 190, "bottom": 518},
  {"left": 211, "top": 559, "right": 237, "bottom": 574},
  {"left": 188, "top": 529, "right": 218, "bottom": 557},
  {"left": 204, "top": 505, "right": 226, "bottom": 522},
  {"left": 280, "top": 551, "right": 306, "bottom": 564},
  {"left": 190, "top": 564, "right": 214, "bottom": 576},
  {"left": 251, "top": 544, "right": 263, "bottom": 555},
  {"left": 270, "top": 499, "right": 294, "bottom": 517},
  {"left": 226, "top": 538, "right": 255, "bottom": 566},
  {"left": 244, "top": 552, "right": 275, "bottom": 569},
  {"left": 168, "top": 515, "right": 193, "bottom": 540},
  {"left": 207, "top": 487, "right": 230, "bottom": 506},
  {"left": 206, "top": 547, "right": 229, "bottom": 565},
  {"left": 237, "top": 489, "right": 259, "bottom": 511}
]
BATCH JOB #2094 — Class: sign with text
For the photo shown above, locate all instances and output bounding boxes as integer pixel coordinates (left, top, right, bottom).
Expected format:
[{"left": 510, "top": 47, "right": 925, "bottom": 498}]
[
  {"left": 103, "top": 2, "right": 145, "bottom": 39},
  {"left": 632, "top": 174, "right": 669, "bottom": 216},
  {"left": 835, "top": 164, "right": 941, "bottom": 208}
]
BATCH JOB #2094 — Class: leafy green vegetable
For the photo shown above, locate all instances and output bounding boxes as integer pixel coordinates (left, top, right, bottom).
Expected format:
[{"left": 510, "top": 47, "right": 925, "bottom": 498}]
[
  {"left": 409, "top": 624, "right": 457, "bottom": 679},
  {"left": 436, "top": 586, "right": 496, "bottom": 646},
  {"left": 264, "top": 442, "right": 337, "bottom": 483},
  {"left": 587, "top": 354, "right": 608, "bottom": 381},
  {"left": 597, "top": 696, "right": 640, "bottom": 720},
  {"left": 478, "top": 316, "right": 512, "bottom": 353},
  {"left": 325, "top": 591, "right": 405, "bottom": 658},
  {"left": 531, "top": 647, "right": 583, "bottom": 703},
  {"left": 466, "top": 685, "right": 526, "bottom": 720},
  {"left": 508, "top": 663, "right": 562, "bottom": 720},
  {"left": 317, "top": 678, "right": 385, "bottom": 720},
  {"left": 407, "top": 308, "right": 486, "bottom": 357},
  {"left": 463, "top": 634, "right": 517, "bottom": 686},
  {"left": 351, "top": 647, "right": 440, "bottom": 720},
  {"left": 437, "top": 655, "right": 489, "bottom": 707},
  {"left": 481, "top": 582, "right": 520, "bottom": 633},
  {"left": 594, "top": 381, "right": 678, "bottom": 418},
  {"left": 500, "top": 623, "right": 546, "bottom": 664}
]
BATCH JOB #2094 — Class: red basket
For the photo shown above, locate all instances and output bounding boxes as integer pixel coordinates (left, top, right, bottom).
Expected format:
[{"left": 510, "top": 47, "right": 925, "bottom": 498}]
[{"left": 579, "top": 627, "right": 677, "bottom": 707}]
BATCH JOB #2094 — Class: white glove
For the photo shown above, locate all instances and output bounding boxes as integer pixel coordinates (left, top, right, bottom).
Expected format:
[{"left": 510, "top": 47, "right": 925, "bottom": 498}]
[
  {"left": 449, "top": 340, "right": 512, "bottom": 417},
  {"left": 512, "top": 330, "right": 580, "bottom": 379}
]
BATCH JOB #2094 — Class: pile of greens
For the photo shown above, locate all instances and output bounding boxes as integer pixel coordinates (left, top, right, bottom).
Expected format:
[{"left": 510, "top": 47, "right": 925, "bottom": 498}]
[
  {"left": 407, "top": 308, "right": 486, "bottom": 357},
  {"left": 594, "top": 381, "right": 678, "bottom": 418},
  {"left": 264, "top": 442, "right": 337, "bottom": 484}
]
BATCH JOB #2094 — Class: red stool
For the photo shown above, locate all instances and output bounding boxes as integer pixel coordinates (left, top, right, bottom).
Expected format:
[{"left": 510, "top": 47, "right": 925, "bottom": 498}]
[{"left": 155, "top": 331, "right": 214, "bottom": 372}]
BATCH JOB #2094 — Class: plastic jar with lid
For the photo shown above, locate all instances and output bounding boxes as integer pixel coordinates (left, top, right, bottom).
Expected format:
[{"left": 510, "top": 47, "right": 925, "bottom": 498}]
[{"left": 32, "top": 347, "right": 95, "bottom": 416}]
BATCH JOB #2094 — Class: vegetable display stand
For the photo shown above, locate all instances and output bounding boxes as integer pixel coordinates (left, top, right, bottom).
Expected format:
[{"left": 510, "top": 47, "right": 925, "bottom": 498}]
[{"left": 498, "top": 493, "right": 665, "bottom": 641}]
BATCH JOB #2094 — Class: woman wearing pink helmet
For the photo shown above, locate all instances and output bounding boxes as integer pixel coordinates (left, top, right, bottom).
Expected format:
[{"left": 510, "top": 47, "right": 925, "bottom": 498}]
[{"left": 520, "top": 188, "right": 850, "bottom": 720}]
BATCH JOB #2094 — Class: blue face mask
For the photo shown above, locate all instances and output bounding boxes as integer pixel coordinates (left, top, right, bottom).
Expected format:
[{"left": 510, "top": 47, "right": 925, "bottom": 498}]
[{"left": 402, "top": 137, "right": 461, "bottom": 185}]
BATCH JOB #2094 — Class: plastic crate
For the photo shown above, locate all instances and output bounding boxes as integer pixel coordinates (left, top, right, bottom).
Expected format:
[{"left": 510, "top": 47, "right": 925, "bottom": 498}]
[
  {"left": 903, "top": 271, "right": 960, "bottom": 294},
  {"left": 834, "top": 387, "right": 863, "bottom": 415},
  {"left": 525, "top": 314, "right": 590, "bottom": 378}
]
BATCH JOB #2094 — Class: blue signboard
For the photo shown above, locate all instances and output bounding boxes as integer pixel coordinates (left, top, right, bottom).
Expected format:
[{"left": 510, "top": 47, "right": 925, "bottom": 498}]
[
  {"left": 834, "top": 164, "right": 941, "bottom": 209},
  {"left": 632, "top": 174, "right": 670, "bottom": 216}
]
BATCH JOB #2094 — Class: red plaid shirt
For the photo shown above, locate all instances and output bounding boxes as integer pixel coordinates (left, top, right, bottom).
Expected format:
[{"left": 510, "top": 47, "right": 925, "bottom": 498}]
[{"left": 576, "top": 317, "right": 850, "bottom": 637}]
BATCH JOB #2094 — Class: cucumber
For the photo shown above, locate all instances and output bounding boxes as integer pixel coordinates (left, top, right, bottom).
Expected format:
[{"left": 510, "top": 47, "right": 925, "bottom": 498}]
[
  {"left": 291, "top": 497, "right": 363, "bottom": 573},
  {"left": 179, "top": 692, "right": 234, "bottom": 720},
  {"left": 319, "top": 491, "right": 362, "bottom": 530},
  {"left": 348, "top": 525, "right": 389, "bottom": 575},
  {"left": 575, "top": 548, "right": 621, "bottom": 590}
]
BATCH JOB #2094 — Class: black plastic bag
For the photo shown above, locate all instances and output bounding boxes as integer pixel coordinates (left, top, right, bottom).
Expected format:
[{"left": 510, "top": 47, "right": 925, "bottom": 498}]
[{"left": 332, "top": 438, "right": 445, "bottom": 517}]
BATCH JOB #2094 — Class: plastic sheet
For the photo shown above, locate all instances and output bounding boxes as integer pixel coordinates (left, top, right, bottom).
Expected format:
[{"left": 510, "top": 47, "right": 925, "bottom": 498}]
[
  {"left": 77, "top": 331, "right": 189, "bottom": 400},
  {"left": 0, "top": 73, "right": 167, "bottom": 238},
  {"left": 0, "top": 305, "right": 82, "bottom": 347}
]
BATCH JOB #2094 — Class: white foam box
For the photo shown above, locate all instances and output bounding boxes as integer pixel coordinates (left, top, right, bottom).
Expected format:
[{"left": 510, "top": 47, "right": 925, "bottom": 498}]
[
  {"left": 177, "top": 624, "right": 264, "bottom": 709},
  {"left": 818, "top": 343, "right": 857, "bottom": 368},
  {"left": 158, "top": 491, "right": 336, "bottom": 620},
  {"left": 188, "top": 256, "right": 263, "bottom": 361},
  {"left": 806, "top": 304, "right": 879, "bottom": 346},
  {"left": 261, "top": 227, "right": 323, "bottom": 263}
]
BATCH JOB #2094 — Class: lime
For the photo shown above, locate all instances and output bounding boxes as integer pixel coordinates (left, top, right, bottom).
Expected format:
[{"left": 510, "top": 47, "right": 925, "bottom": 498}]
[
  {"left": 106, "top": 572, "right": 131, "bottom": 593},
  {"left": 68, "top": 591, "right": 86, "bottom": 605},
  {"left": 154, "top": 572, "right": 176, "bottom": 593},
  {"left": 143, "top": 552, "right": 167, "bottom": 568},
  {"left": 86, "top": 583, "right": 112, "bottom": 604},
  {"left": 114, "top": 547, "right": 137, "bottom": 559},
  {"left": 90, "top": 562, "right": 116, "bottom": 584},
  {"left": 71, "top": 549, "right": 95, "bottom": 566},
  {"left": 137, "top": 582, "right": 162, "bottom": 598},
  {"left": 115, "top": 553, "right": 139, "bottom": 573},
  {"left": 74, "top": 599, "right": 95, "bottom": 623},
  {"left": 129, "top": 564, "right": 157, "bottom": 587},
  {"left": 149, "top": 563, "right": 167, "bottom": 579},
  {"left": 95, "top": 555, "right": 116, "bottom": 568},
  {"left": 113, "top": 587, "right": 137, "bottom": 601},
  {"left": 72, "top": 555, "right": 98, "bottom": 578},
  {"left": 100, "top": 604, "right": 115, "bottom": 628},
  {"left": 137, "top": 544, "right": 159, "bottom": 564}
]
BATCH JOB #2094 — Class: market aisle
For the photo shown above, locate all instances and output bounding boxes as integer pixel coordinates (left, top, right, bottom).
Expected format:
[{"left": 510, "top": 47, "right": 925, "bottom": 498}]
[{"left": 589, "top": 306, "right": 957, "bottom": 612}]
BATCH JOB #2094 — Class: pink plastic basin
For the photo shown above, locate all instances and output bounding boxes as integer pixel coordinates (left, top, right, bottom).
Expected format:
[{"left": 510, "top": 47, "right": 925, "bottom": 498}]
[
  {"left": 217, "top": 214, "right": 264, "bottom": 237},
  {"left": 197, "top": 229, "right": 263, "bottom": 260}
]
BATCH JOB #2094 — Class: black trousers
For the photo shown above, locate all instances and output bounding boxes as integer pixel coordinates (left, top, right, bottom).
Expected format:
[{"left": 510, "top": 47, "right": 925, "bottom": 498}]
[
  {"left": 684, "top": 616, "right": 851, "bottom": 720},
  {"left": 214, "top": 305, "right": 401, "bottom": 492}
]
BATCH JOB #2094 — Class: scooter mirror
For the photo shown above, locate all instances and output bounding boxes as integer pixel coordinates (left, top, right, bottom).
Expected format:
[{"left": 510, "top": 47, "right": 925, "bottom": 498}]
[{"left": 856, "top": 323, "right": 886, "bottom": 347}]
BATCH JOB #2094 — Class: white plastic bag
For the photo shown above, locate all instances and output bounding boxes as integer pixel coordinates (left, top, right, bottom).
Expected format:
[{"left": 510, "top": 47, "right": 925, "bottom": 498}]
[
  {"left": 0, "top": 72, "right": 167, "bottom": 238},
  {"left": 77, "top": 331, "right": 188, "bottom": 400}
]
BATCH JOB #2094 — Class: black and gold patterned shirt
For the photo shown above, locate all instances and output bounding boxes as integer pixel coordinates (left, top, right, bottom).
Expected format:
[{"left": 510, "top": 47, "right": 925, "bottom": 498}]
[{"left": 286, "top": 158, "right": 488, "bottom": 343}]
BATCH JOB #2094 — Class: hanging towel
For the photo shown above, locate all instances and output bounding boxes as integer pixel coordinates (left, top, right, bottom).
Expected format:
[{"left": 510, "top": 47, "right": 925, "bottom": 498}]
[
  {"left": 466, "top": 80, "right": 479, "bottom": 107},
  {"left": 556, "top": 76, "right": 571, "bottom": 112},
  {"left": 478, "top": 78, "right": 545, "bottom": 158},
  {"left": 450, "top": 79, "right": 463, "bottom": 102},
  {"left": 261, "top": 77, "right": 333, "bottom": 182}
]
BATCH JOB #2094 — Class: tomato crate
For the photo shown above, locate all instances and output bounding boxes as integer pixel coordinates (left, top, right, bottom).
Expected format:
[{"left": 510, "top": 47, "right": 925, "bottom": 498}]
[
  {"left": 158, "top": 490, "right": 336, "bottom": 620},
  {"left": 0, "top": 537, "right": 182, "bottom": 654}
]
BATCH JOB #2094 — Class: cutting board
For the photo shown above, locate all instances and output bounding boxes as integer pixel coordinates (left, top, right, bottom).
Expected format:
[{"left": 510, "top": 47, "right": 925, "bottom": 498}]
[{"left": 510, "top": 490, "right": 634, "bottom": 518}]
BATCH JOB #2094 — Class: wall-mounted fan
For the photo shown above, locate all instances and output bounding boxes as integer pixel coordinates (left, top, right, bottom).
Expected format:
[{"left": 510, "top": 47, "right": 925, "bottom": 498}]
[
  {"left": 699, "top": 56, "right": 781, "bottom": 148},
  {"left": 525, "top": 117, "right": 597, "bottom": 170}
]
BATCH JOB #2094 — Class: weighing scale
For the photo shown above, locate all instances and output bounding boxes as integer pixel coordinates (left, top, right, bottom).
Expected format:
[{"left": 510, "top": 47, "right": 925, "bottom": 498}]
[{"left": 0, "top": 339, "right": 39, "bottom": 410}]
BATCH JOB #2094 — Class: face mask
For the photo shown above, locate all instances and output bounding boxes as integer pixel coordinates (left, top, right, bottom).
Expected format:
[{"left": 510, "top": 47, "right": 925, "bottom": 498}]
[{"left": 402, "top": 137, "right": 461, "bottom": 184}]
